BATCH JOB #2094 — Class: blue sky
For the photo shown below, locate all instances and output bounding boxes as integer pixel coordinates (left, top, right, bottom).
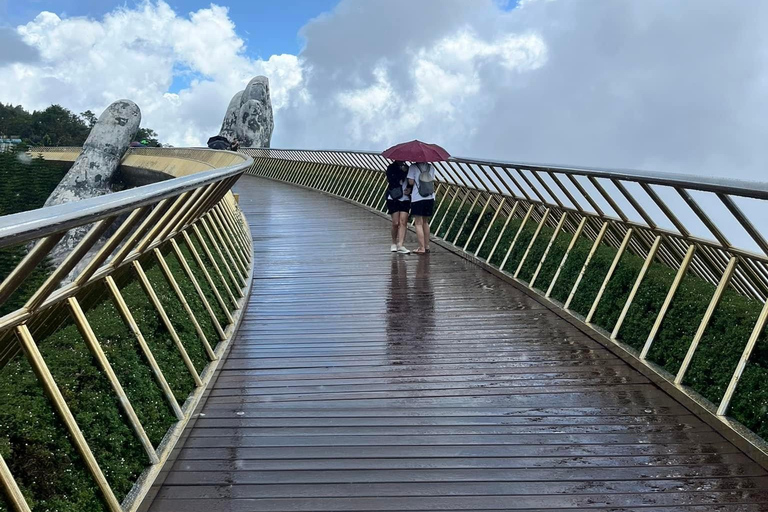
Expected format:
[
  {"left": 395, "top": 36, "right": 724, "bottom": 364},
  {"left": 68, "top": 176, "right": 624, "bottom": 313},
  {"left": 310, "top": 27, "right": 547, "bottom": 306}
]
[{"left": 3, "top": 0, "right": 339, "bottom": 57}]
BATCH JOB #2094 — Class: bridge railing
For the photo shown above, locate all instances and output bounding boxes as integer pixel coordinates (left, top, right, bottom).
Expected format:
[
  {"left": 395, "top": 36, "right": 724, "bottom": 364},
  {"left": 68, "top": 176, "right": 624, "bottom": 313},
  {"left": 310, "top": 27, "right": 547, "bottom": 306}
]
[
  {"left": 0, "top": 148, "right": 253, "bottom": 511},
  {"left": 243, "top": 147, "right": 768, "bottom": 464}
]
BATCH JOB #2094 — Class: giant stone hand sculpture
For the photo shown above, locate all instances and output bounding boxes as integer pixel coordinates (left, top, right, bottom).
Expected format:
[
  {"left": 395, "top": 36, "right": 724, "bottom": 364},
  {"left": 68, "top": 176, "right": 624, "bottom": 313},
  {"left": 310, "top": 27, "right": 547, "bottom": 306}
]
[
  {"left": 43, "top": 99, "right": 141, "bottom": 264},
  {"left": 219, "top": 76, "right": 274, "bottom": 148}
]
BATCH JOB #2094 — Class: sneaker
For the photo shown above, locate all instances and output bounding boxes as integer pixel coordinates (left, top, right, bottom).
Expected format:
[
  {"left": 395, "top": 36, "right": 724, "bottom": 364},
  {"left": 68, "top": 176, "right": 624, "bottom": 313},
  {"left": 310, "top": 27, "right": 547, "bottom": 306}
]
[
  {"left": 390, "top": 244, "right": 398, "bottom": 252},
  {"left": 397, "top": 246, "right": 411, "bottom": 254}
]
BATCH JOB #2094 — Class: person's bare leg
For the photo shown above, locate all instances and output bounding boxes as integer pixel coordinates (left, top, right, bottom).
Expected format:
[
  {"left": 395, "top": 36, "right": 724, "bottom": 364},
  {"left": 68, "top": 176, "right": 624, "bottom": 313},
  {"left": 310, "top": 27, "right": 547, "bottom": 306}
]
[
  {"left": 424, "top": 217, "right": 431, "bottom": 251},
  {"left": 397, "top": 213, "right": 409, "bottom": 248},
  {"left": 391, "top": 212, "right": 400, "bottom": 244},
  {"left": 414, "top": 216, "right": 426, "bottom": 252}
]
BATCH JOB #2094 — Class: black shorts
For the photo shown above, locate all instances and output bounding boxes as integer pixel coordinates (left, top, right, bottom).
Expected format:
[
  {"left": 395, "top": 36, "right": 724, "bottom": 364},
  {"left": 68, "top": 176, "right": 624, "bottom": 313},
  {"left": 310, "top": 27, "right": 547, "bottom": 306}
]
[
  {"left": 387, "top": 199, "right": 411, "bottom": 214},
  {"left": 410, "top": 199, "right": 434, "bottom": 217}
]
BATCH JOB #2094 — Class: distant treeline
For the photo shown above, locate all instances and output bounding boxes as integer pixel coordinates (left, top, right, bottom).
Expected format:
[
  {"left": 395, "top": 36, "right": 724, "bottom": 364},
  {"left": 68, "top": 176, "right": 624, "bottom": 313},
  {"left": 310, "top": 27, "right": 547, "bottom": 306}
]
[{"left": 0, "top": 103, "right": 162, "bottom": 147}]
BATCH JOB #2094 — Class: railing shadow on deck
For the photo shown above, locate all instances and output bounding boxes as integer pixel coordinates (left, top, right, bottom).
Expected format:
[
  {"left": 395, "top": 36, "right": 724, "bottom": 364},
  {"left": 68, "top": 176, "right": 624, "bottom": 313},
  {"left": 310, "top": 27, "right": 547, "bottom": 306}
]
[
  {"left": 241, "top": 147, "right": 768, "bottom": 470},
  {"left": 0, "top": 147, "right": 253, "bottom": 512}
]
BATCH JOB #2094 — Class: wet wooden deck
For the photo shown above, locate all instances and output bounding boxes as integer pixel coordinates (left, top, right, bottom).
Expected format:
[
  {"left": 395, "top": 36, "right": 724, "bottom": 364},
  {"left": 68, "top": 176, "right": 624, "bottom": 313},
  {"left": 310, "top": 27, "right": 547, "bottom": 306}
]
[{"left": 147, "top": 176, "right": 768, "bottom": 511}]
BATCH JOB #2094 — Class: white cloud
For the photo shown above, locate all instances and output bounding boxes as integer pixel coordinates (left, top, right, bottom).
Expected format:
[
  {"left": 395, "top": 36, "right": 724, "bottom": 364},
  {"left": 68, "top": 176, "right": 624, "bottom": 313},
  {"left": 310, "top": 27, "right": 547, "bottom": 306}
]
[
  {"left": 273, "top": 0, "right": 768, "bottom": 180},
  {"left": 3, "top": 0, "right": 768, "bottom": 181},
  {"left": 1, "top": 1, "right": 303, "bottom": 147}
]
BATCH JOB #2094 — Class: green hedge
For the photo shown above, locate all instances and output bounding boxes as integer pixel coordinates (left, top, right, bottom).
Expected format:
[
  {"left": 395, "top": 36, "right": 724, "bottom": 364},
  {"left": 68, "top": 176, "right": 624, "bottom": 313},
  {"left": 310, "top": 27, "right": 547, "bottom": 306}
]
[
  {"left": 0, "top": 152, "right": 70, "bottom": 317},
  {"left": 435, "top": 202, "right": 768, "bottom": 440},
  {"left": 0, "top": 245, "right": 241, "bottom": 511}
]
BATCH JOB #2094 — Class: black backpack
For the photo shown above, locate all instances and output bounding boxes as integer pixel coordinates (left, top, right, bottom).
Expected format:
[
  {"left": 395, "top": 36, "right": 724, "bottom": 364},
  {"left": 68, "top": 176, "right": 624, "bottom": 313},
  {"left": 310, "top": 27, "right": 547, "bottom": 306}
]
[{"left": 386, "top": 163, "right": 406, "bottom": 200}]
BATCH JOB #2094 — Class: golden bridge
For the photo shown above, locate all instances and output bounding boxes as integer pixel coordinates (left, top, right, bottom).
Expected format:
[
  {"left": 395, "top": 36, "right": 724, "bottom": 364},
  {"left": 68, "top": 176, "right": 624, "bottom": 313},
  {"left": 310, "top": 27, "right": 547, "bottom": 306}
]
[{"left": 0, "top": 146, "right": 765, "bottom": 511}]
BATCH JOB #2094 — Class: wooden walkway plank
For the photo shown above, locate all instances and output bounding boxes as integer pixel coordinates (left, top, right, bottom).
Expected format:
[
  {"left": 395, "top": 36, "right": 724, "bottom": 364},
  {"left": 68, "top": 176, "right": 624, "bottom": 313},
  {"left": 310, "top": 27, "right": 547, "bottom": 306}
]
[{"left": 146, "top": 177, "right": 768, "bottom": 511}]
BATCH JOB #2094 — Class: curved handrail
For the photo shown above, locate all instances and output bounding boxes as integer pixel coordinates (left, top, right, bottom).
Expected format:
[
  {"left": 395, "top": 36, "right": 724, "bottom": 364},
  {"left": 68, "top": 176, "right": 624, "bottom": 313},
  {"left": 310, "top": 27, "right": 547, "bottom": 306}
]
[
  {"left": 0, "top": 147, "right": 254, "bottom": 512},
  {"left": 0, "top": 151, "right": 252, "bottom": 248}
]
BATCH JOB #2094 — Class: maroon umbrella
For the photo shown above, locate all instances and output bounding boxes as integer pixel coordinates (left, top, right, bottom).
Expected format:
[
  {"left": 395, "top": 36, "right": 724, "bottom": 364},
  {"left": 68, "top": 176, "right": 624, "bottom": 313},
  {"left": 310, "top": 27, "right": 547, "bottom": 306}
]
[{"left": 382, "top": 140, "right": 450, "bottom": 162}]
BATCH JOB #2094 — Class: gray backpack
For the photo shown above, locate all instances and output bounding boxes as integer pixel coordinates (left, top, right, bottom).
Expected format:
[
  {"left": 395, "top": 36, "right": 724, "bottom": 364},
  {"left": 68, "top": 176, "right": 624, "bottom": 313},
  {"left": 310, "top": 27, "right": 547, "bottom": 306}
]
[{"left": 416, "top": 163, "right": 435, "bottom": 196}]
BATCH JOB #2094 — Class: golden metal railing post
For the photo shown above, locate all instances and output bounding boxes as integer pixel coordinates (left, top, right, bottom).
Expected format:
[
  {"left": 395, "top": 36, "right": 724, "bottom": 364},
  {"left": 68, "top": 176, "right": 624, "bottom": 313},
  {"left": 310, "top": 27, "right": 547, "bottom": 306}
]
[
  {"left": 170, "top": 239, "right": 226, "bottom": 341},
  {"left": 321, "top": 165, "right": 340, "bottom": 193},
  {"left": 73, "top": 207, "right": 148, "bottom": 286},
  {"left": 309, "top": 163, "right": 326, "bottom": 189},
  {"left": 271, "top": 159, "right": 286, "bottom": 181},
  {"left": 0, "top": 233, "right": 64, "bottom": 308},
  {"left": 434, "top": 186, "right": 463, "bottom": 235},
  {"left": 294, "top": 161, "right": 310, "bottom": 187},
  {"left": 190, "top": 225, "right": 240, "bottom": 305},
  {"left": 376, "top": 177, "right": 393, "bottom": 212},
  {"left": 339, "top": 167, "right": 360, "bottom": 198},
  {"left": 329, "top": 166, "right": 348, "bottom": 196},
  {"left": 24, "top": 217, "right": 117, "bottom": 312},
  {"left": 205, "top": 213, "right": 248, "bottom": 279},
  {"left": 211, "top": 207, "right": 250, "bottom": 271},
  {"left": 277, "top": 159, "right": 292, "bottom": 181},
  {"left": 182, "top": 231, "right": 236, "bottom": 321},
  {"left": 154, "top": 248, "right": 216, "bottom": 361},
  {"left": 318, "top": 164, "right": 336, "bottom": 192},
  {"left": 474, "top": 198, "right": 507, "bottom": 257},
  {"left": 463, "top": 193, "right": 493, "bottom": 251},
  {"left": 486, "top": 202, "right": 520, "bottom": 264},
  {"left": 133, "top": 261, "right": 203, "bottom": 387},
  {"left": 168, "top": 184, "right": 227, "bottom": 239},
  {"left": 452, "top": 191, "right": 483, "bottom": 245},
  {"left": 198, "top": 218, "right": 246, "bottom": 289},
  {"left": 611, "top": 235, "right": 662, "bottom": 339},
  {"left": 717, "top": 296, "right": 768, "bottom": 415},
  {"left": 157, "top": 187, "right": 208, "bottom": 241},
  {"left": 132, "top": 192, "right": 191, "bottom": 255},
  {"left": 213, "top": 204, "right": 249, "bottom": 259},
  {"left": 363, "top": 170, "right": 384, "bottom": 206},
  {"left": 564, "top": 221, "right": 609, "bottom": 310},
  {"left": 364, "top": 173, "right": 386, "bottom": 208},
  {"left": 109, "top": 198, "right": 173, "bottom": 269},
  {"left": 319, "top": 164, "right": 337, "bottom": 193},
  {"left": 0, "top": 454, "right": 31, "bottom": 512},
  {"left": 175, "top": 181, "right": 229, "bottom": 234},
  {"left": 105, "top": 276, "right": 184, "bottom": 420},
  {"left": 357, "top": 170, "right": 376, "bottom": 205},
  {"left": 500, "top": 204, "right": 535, "bottom": 271},
  {"left": 67, "top": 297, "right": 159, "bottom": 464},
  {"left": 0, "top": 456, "right": 32, "bottom": 512},
  {"left": 268, "top": 159, "right": 284, "bottom": 180},
  {"left": 546, "top": 217, "right": 587, "bottom": 298},
  {"left": 350, "top": 169, "right": 370, "bottom": 202},
  {"left": 585, "top": 228, "right": 634, "bottom": 323},
  {"left": 530, "top": 212, "right": 568, "bottom": 289},
  {"left": 675, "top": 256, "right": 738, "bottom": 384},
  {"left": 514, "top": 208, "right": 551, "bottom": 278},
  {"left": 328, "top": 166, "right": 347, "bottom": 196},
  {"left": 15, "top": 324, "right": 123, "bottom": 512},
  {"left": 217, "top": 208, "right": 251, "bottom": 268},
  {"left": 640, "top": 244, "right": 696, "bottom": 360},
  {"left": 443, "top": 188, "right": 473, "bottom": 240},
  {"left": 430, "top": 183, "right": 453, "bottom": 223}
]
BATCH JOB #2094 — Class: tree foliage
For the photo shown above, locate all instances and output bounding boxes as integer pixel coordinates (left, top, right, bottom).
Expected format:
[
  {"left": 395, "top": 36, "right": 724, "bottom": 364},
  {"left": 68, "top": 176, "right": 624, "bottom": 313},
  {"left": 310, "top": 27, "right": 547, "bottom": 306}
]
[{"left": 0, "top": 103, "right": 162, "bottom": 147}]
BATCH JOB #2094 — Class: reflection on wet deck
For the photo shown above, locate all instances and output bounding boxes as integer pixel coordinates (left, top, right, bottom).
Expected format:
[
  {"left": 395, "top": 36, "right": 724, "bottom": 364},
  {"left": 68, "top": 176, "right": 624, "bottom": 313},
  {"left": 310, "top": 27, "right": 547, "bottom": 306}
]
[{"left": 146, "top": 176, "right": 768, "bottom": 511}]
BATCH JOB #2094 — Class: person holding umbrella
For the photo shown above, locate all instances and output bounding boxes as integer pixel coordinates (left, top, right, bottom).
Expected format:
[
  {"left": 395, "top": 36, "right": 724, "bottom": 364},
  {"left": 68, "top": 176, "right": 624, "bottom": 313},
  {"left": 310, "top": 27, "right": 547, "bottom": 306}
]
[
  {"left": 407, "top": 160, "right": 436, "bottom": 254},
  {"left": 386, "top": 160, "right": 411, "bottom": 253},
  {"left": 382, "top": 140, "right": 449, "bottom": 255}
]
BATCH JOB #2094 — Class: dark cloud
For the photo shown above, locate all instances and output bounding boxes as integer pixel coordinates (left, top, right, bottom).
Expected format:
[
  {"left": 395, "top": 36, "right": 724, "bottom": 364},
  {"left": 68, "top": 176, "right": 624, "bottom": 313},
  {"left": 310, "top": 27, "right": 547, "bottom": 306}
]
[
  {"left": 273, "top": 0, "right": 768, "bottom": 180},
  {"left": 0, "top": 27, "right": 40, "bottom": 64}
]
